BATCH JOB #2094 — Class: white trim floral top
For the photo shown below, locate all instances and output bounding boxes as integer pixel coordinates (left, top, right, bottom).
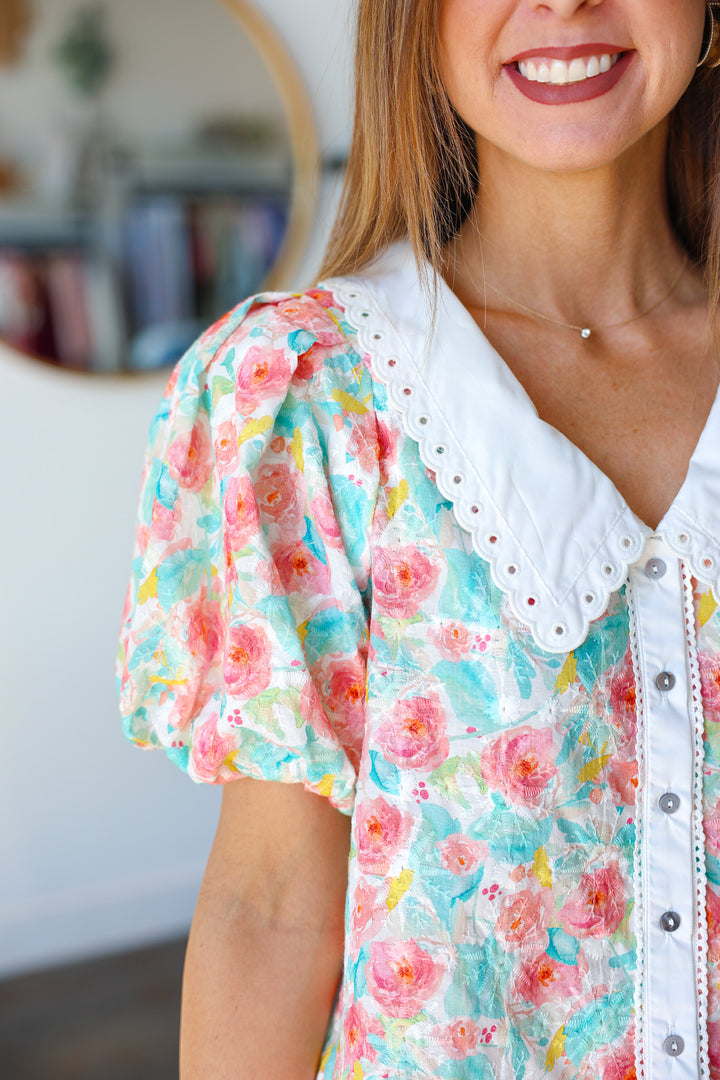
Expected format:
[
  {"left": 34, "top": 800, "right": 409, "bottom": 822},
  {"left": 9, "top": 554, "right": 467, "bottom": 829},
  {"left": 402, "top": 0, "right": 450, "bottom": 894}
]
[{"left": 117, "top": 243, "right": 720, "bottom": 1080}]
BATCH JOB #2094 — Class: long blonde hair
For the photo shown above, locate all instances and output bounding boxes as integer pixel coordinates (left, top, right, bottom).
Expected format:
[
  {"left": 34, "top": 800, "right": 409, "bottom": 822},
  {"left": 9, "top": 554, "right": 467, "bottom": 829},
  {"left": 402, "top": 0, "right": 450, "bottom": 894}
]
[{"left": 320, "top": 0, "right": 720, "bottom": 315}]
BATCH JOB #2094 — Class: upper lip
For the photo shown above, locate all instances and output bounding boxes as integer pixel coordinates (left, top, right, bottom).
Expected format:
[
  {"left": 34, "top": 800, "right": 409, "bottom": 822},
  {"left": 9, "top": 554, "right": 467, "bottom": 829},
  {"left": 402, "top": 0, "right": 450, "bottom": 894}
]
[{"left": 507, "top": 44, "right": 629, "bottom": 64}]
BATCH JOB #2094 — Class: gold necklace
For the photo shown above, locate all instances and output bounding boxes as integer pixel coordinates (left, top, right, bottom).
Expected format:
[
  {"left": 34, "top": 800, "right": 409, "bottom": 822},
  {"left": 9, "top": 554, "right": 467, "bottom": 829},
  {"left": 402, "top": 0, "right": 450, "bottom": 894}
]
[{"left": 484, "top": 255, "right": 689, "bottom": 340}]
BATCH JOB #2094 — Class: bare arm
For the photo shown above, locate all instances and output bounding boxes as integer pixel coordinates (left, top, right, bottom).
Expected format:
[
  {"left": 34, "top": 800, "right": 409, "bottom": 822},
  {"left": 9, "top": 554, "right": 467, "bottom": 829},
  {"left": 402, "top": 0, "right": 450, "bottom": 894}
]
[{"left": 180, "top": 777, "right": 352, "bottom": 1080}]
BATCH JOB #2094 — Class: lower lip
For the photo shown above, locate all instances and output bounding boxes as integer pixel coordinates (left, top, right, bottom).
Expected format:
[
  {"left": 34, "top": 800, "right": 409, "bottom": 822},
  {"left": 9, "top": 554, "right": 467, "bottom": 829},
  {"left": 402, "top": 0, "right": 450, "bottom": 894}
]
[{"left": 505, "top": 51, "right": 634, "bottom": 106}]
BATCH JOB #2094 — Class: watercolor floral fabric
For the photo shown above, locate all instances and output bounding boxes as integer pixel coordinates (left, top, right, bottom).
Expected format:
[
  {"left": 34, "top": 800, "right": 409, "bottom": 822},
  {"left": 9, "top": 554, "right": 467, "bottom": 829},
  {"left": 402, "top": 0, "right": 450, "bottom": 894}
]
[{"left": 117, "top": 282, "right": 720, "bottom": 1080}]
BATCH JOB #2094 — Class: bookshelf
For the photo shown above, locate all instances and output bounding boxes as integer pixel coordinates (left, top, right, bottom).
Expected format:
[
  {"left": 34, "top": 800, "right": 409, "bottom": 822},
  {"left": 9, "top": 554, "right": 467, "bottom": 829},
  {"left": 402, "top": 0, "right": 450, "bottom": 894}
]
[{"left": 0, "top": 145, "right": 292, "bottom": 373}]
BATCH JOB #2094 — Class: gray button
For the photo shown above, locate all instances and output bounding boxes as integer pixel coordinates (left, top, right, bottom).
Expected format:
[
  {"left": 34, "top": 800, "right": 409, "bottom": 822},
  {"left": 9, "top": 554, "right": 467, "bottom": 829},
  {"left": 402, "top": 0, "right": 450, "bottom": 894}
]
[
  {"left": 659, "top": 793, "right": 680, "bottom": 814},
  {"left": 656, "top": 671, "right": 676, "bottom": 692},
  {"left": 660, "top": 911, "right": 681, "bottom": 932},
  {"left": 645, "top": 558, "right": 667, "bottom": 580},
  {"left": 663, "top": 1035, "right": 684, "bottom": 1057}
]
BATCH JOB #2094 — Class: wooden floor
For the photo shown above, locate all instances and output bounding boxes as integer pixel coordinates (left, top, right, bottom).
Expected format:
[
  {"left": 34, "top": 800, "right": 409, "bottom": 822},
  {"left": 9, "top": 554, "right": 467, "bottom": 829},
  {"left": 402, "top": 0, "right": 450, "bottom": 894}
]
[{"left": 0, "top": 937, "right": 186, "bottom": 1080}]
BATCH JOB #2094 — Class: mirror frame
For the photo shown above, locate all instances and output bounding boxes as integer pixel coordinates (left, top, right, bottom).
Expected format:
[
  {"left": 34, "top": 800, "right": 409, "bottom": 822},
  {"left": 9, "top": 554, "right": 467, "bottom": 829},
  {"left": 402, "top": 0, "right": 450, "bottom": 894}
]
[{"left": 0, "top": 0, "right": 320, "bottom": 378}]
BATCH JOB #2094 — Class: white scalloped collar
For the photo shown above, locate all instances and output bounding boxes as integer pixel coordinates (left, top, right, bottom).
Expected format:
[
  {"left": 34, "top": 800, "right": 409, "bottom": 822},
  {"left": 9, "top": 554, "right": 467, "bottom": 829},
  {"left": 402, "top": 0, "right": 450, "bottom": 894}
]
[{"left": 321, "top": 242, "right": 720, "bottom": 652}]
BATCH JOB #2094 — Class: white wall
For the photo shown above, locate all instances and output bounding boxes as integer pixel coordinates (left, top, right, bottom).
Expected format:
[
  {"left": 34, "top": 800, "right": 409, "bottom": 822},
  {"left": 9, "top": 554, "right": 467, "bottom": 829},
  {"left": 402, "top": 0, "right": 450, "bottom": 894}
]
[{"left": 0, "top": 0, "right": 352, "bottom": 980}]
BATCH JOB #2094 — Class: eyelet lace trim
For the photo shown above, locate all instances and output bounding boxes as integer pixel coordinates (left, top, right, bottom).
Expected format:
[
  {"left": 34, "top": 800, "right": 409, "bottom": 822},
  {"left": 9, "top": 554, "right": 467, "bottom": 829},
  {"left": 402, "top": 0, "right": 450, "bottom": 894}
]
[
  {"left": 682, "top": 564, "right": 710, "bottom": 1080},
  {"left": 627, "top": 585, "right": 648, "bottom": 1080},
  {"left": 326, "top": 276, "right": 647, "bottom": 653},
  {"left": 663, "top": 509, "right": 720, "bottom": 610}
]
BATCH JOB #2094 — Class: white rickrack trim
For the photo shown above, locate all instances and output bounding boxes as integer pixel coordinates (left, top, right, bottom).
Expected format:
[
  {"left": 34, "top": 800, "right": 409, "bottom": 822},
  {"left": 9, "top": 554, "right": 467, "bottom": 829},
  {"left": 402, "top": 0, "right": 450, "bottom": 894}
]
[
  {"left": 682, "top": 562, "right": 711, "bottom": 1080},
  {"left": 627, "top": 583, "right": 649, "bottom": 1080},
  {"left": 326, "top": 276, "right": 647, "bottom": 653}
]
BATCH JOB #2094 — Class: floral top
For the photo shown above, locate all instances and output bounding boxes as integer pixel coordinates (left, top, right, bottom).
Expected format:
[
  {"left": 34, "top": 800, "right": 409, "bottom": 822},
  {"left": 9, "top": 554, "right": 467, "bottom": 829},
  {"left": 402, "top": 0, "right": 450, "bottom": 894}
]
[{"left": 117, "top": 242, "right": 720, "bottom": 1080}]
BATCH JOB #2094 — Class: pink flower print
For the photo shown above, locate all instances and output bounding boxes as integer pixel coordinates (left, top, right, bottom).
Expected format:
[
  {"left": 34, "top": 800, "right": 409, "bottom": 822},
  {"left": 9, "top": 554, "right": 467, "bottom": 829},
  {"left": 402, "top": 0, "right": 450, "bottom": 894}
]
[
  {"left": 355, "top": 797, "right": 413, "bottom": 873},
  {"left": 373, "top": 545, "right": 441, "bottom": 619},
  {"left": 342, "top": 1000, "right": 383, "bottom": 1067},
  {"left": 167, "top": 418, "right": 213, "bottom": 492},
  {"left": 706, "top": 808, "right": 720, "bottom": 856},
  {"left": 376, "top": 692, "right": 449, "bottom": 771},
  {"left": 700, "top": 651, "right": 720, "bottom": 724},
  {"left": 439, "top": 1017, "right": 481, "bottom": 1060},
  {"left": 322, "top": 656, "right": 367, "bottom": 769},
  {"left": 709, "top": 1020, "right": 720, "bottom": 1080},
  {"left": 255, "top": 463, "right": 303, "bottom": 527},
  {"left": 190, "top": 713, "right": 236, "bottom": 781},
  {"left": 366, "top": 939, "right": 444, "bottom": 1018},
  {"left": 609, "top": 651, "right": 637, "bottom": 733},
  {"left": 150, "top": 498, "right": 178, "bottom": 541},
  {"left": 348, "top": 413, "right": 398, "bottom": 485},
  {"left": 273, "top": 540, "right": 331, "bottom": 597},
  {"left": 213, "top": 419, "right": 237, "bottom": 477},
  {"left": 223, "top": 476, "right": 260, "bottom": 552},
  {"left": 495, "top": 887, "right": 553, "bottom": 955},
  {"left": 481, "top": 725, "right": 558, "bottom": 806},
  {"left": 707, "top": 887, "right": 720, "bottom": 964},
  {"left": 590, "top": 1039, "right": 637, "bottom": 1080},
  {"left": 558, "top": 862, "right": 627, "bottom": 938},
  {"left": 223, "top": 623, "right": 272, "bottom": 698},
  {"left": 606, "top": 753, "right": 638, "bottom": 807},
  {"left": 438, "top": 833, "right": 487, "bottom": 876},
  {"left": 513, "top": 951, "right": 584, "bottom": 1007},
  {"left": 234, "top": 344, "right": 293, "bottom": 415},
  {"left": 186, "top": 595, "right": 222, "bottom": 665},
  {"left": 350, "top": 880, "right": 387, "bottom": 948},
  {"left": 309, "top": 491, "right": 344, "bottom": 549},
  {"left": 430, "top": 621, "right": 470, "bottom": 661}
]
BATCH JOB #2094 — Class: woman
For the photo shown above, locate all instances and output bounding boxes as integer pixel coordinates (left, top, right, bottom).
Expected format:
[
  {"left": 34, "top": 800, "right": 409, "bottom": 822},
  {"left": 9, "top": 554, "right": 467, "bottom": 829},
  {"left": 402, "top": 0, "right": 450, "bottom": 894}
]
[{"left": 117, "top": 1, "right": 720, "bottom": 1077}]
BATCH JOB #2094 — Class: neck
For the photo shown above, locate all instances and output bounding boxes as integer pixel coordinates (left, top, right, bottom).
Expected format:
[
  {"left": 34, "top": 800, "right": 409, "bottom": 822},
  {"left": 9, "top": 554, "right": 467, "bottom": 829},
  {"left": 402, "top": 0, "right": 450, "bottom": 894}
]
[{"left": 449, "top": 124, "right": 689, "bottom": 329}]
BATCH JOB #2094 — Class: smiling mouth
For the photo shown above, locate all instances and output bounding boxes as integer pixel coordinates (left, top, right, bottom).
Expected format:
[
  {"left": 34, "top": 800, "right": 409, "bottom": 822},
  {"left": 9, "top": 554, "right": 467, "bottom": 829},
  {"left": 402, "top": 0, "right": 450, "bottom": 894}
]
[{"left": 515, "top": 52, "right": 624, "bottom": 85}]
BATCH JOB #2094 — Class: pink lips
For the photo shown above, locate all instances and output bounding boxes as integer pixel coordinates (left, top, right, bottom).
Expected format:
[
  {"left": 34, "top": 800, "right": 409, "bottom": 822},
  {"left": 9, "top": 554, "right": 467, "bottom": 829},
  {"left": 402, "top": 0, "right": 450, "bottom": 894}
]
[{"left": 505, "top": 48, "right": 634, "bottom": 106}]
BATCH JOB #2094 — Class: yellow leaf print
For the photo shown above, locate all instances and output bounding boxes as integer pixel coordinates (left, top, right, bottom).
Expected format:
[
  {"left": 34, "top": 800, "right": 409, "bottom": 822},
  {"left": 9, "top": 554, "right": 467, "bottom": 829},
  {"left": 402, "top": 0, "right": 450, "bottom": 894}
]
[
  {"left": 387, "top": 869, "right": 414, "bottom": 911},
  {"left": 387, "top": 479, "right": 409, "bottom": 519},
  {"left": 296, "top": 618, "right": 310, "bottom": 645},
  {"left": 545, "top": 1026, "right": 566, "bottom": 1072},
  {"left": 699, "top": 591, "right": 718, "bottom": 627},
  {"left": 532, "top": 846, "right": 552, "bottom": 888},
  {"left": 353, "top": 1063, "right": 364, "bottom": 1080},
  {"left": 319, "top": 1044, "right": 336, "bottom": 1072},
  {"left": 577, "top": 753, "right": 612, "bottom": 784},
  {"left": 290, "top": 427, "right": 304, "bottom": 473},
  {"left": 317, "top": 774, "right": 335, "bottom": 798},
  {"left": 137, "top": 566, "right": 158, "bottom": 604},
  {"left": 237, "top": 415, "right": 273, "bottom": 446},
  {"left": 332, "top": 388, "right": 368, "bottom": 415},
  {"left": 554, "top": 652, "right": 577, "bottom": 694}
]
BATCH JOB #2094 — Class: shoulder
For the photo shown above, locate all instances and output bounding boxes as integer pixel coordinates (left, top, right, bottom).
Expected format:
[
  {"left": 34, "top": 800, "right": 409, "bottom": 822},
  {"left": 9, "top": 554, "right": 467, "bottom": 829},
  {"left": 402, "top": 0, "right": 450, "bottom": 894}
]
[{"left": 155, "top": 288, "right": 372, "bottom": 438}]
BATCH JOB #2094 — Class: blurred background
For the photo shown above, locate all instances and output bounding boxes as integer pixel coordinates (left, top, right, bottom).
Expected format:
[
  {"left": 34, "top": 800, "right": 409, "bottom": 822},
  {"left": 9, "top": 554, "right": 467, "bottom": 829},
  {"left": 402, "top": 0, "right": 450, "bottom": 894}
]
[{"left": 0, "top": 0, "right": 351, "bottom": 1075}]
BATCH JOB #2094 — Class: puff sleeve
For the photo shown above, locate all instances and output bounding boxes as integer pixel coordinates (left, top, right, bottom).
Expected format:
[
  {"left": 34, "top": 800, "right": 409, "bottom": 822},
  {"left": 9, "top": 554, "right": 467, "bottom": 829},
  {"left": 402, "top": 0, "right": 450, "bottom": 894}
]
[{"left": 116, "top": 290, "right": 378, "bottom": 815}]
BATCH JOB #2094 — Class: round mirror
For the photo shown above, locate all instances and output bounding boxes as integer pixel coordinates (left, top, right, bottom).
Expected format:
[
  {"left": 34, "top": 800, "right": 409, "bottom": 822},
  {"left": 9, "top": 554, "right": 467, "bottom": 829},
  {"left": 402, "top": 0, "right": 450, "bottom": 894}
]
[{"left": 0, "top": 0, "right": 318, "bottom": 374}]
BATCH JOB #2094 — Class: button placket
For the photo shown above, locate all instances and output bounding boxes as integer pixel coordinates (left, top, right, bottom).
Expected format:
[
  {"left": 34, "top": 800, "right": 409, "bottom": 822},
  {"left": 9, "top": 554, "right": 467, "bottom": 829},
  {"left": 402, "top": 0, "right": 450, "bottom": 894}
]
[{"left": 628, "top": 537, "right": 699, "bottom": 1077}]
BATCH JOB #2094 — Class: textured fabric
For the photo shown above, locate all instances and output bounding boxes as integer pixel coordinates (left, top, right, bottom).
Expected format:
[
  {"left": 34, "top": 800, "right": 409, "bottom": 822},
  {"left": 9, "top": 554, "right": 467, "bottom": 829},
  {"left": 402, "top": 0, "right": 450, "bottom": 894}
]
[{"left": 117, "top": 248, "right": 720, "bottom": 1080}]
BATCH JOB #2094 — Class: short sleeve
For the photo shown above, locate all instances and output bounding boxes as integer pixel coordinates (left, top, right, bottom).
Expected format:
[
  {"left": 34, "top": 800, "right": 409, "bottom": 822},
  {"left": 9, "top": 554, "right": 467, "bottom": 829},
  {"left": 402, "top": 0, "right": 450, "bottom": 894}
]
[{"left": 116, "top": 290, "right": 379, "bottom": 815}]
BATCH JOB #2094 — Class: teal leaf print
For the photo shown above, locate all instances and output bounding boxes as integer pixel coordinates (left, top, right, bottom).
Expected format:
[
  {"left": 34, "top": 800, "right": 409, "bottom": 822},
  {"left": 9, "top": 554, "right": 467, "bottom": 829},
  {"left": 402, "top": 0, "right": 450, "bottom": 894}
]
[
  {"left": 369, "top": 750, "right": 401, "bottom": 793},
  {"left": 471, "top": 796, "right": 553, "bottom": 863},
  {"left": 428, "top": 753, "right": 487, "bottom": 810},
  {"left": 546, "top": 927, "right": 580, "bottom": 966},
  {"left": 507, "top": 1026, "right": 529, "bottom": 1080},
  {"left": 157, "top": 549, "right": 206, "bottom": 610},
  {"left": 288, "top": 328, "right": 317, "bottom": 354},
  {"left": 563, "top": 983, "right": 633, "bottom": 1065},
  {"left": 440, "top": 548, "right": 498, "bottom": 624},
  {"left": 445, "top": 938, "right": 513, "bottom": 1019},
  {"left": 431, "top": 660, "right": 498, "bottom": 731}
]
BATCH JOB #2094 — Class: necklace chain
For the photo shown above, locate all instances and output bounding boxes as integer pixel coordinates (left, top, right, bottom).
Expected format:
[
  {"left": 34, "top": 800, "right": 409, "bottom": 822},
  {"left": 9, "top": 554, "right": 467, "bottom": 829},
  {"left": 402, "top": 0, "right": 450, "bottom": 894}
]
[{"left": 484, "top": 255, "right": 690, "bottom": 340}]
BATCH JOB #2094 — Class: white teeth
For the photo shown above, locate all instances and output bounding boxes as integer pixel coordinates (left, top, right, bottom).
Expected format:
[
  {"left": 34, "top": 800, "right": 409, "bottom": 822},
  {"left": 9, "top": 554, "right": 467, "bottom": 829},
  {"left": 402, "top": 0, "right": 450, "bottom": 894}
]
[
  {"left": 586, "top": 55, "right": 601, "bottom": 78},
  {"left": 568, "top": 58, "right": 586, "bottom": 83},
  {"left": 550, "top": 59, "right": 569, "bottom": 84},
  {"left": 517, "top": 53, "right": 620, "bottom": 86}
]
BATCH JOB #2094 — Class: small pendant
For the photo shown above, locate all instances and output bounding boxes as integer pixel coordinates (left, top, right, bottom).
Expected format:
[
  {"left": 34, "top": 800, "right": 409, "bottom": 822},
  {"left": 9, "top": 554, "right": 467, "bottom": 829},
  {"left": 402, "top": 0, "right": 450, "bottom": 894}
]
[{"left": 580, "top": 328, "right": 592, "bottom": 340}]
